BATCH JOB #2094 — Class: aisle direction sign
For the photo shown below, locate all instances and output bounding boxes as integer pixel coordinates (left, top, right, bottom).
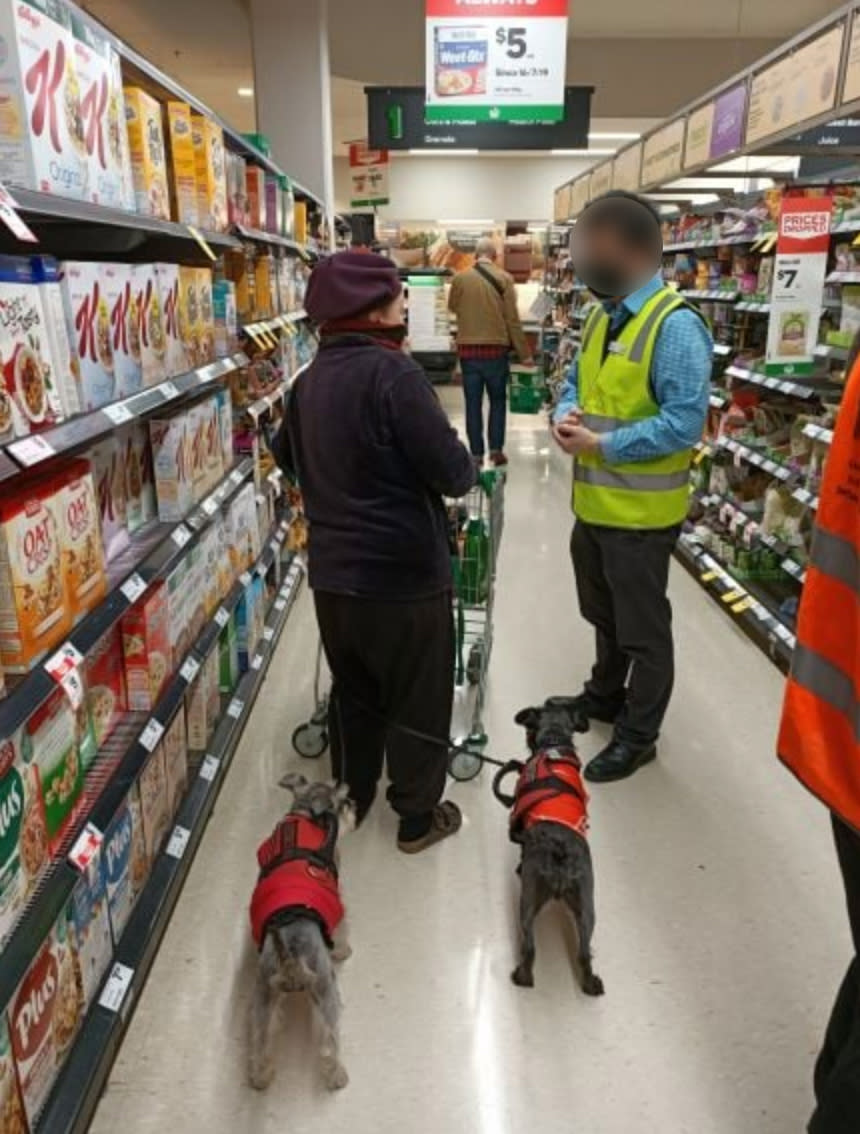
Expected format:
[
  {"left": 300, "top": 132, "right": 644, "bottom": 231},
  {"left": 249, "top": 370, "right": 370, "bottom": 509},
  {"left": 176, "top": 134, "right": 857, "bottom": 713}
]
[
  {"left": 425, "top": 0, "right": 569, "bottom": 123},
  {"left": 349, "top": 142, "right": 390, "bottom": 208}
]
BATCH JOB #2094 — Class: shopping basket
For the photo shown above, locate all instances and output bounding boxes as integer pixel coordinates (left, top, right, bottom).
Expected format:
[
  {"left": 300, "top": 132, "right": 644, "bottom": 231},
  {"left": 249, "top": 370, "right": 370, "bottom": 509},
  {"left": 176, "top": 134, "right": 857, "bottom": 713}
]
[{"left": 509, "top": 364, "right": 547, "bottom": 415}]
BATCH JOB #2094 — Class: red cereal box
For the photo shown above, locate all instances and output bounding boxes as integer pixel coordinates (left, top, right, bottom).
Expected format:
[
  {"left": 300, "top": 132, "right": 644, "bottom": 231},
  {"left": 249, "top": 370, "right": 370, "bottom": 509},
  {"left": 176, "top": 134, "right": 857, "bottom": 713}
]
[
  {"left": 85, "top": 623, "right": 127, "bottom": 748},
  {"left": 121, "top": 582, "right": 170, "bottom": 711}
]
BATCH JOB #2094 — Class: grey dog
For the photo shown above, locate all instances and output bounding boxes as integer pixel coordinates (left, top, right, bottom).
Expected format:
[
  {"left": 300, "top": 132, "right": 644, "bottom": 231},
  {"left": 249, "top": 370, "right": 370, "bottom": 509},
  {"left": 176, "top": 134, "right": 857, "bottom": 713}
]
[
  {"left": 494, "top": 699, "right": 605, "bottom": 996},
  {"left": 247, "top": 774, "right": 355, "bottom": 1092}
]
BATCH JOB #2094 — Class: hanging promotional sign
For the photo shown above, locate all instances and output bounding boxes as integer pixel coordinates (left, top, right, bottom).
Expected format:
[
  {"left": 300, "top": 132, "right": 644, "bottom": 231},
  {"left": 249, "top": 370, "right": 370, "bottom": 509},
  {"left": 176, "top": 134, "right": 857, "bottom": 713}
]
[
  {"left": 765, "top": 196, "right": 832, "bottom": 376},
  {"left": 349, "top": 142, "right": 390, "bottom": 208},
  {"left": 425, "top": 0, "right": 569, "bottom": 123}
]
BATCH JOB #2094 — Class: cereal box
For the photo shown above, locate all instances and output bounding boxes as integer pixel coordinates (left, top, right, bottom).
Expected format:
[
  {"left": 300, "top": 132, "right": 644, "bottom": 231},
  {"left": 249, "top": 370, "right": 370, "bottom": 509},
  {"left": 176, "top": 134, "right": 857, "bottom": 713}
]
[
  {"left": 0, "top": 1013, "right": 27, "bottom": 1134},
  {"left": 137, "top": 743, "right": 169, "bottom": 863},
  {"left": 101, "top": 783, "right": 148, "bottom": 943},
  {"left": 154, "top": 262, "right": 189, "bottom": 378},
  {"left": 0, "top": 0, "right": 90, "bottom": 201},
  {"left": 184, "top": 541, "right": 206, "bottom": 643},
  {"left": 228, "top": 484, "right": 261, "bottom": 574},
  {"left": 89, "top": 436, "right": 129, "bottom": 563},
  {"left": 191, "top": 115, "right": 228, "bottom": 232},
  {"left": 0, "top": 257, "right": 64, "bottom": 442},
  {"left": 198, "top": 524, "right": 221, "bottom": 619},
  {"left": 0, "top": 479, "right": 70, "bottom": 673},
  {"left": 58, "top": 460, "right": 107, "bottom": 622},
  {"left": 164, "top": 100, "right": 198, "bottom": 225},
  {"left": 162, "top": 710, "right": 187, "bottom": 819},
  {"left": 30, "top": 256, "right": 81, "bottom": 417},
  {"left": 65, "top": 845, "right": 112, "bottom": 1008},
  {"left": 236, "top": 575, "right": 262, "bottom": 672},
  {"left": 150, "top": 410, "right": 193, "bottom": 521},
  {"left": 196, "top": 268, "right": 215, "bottom": 363},
  {"left": 265, "top": 174, "right": 280, "bottom": 234},
  {"left": 9, "top": 916, "right": 82, "bottom": 1129},
  {"left": 218, "top": 613, "right": 239, "bottom": 694},
  {"left": 28, "top": 685, "right": 91, "bottom": 852},
  {"left": 214, "top": 384, "right": 233, "bottom": 472},
  {"left": 185, "top": 648, "right": 219, "bottom": 754},
  {"left": 0, "top": 729, "right": 49, "bottom": 947},
  {"left": 123, "top": 86, "right": 170, "bottom": 220},
  {"left": 226, "top": 150, "right": 247, "bottom": 226},
  {"left": 177, "top": 265, "right": 201, "bottom": 368},
  {"left": 165, "top": 555, "right": 190, "bottom": 668},
  {"left": 121, "top": 581, "right": 169, "bottom": 712},
  {"left": 85, "top": 623, "right": 126, "bottom": 748},
  {"left": 246, "top": 165, "right": 265, "bottom": 230},
  {"left": 59, "top": 261, "right": 117, "bottom": 411},
  {"left": 130, "top": 263, "right": 166, "bottom": 388},
  {"left": 122, "top": 422, "right": 156, "bottom": 534},
  {"left": 213, "top": 279, "right": 237, "bottom": 359},
  {"left": 101, "top": 262, "right": 141, "bottom": 398}
]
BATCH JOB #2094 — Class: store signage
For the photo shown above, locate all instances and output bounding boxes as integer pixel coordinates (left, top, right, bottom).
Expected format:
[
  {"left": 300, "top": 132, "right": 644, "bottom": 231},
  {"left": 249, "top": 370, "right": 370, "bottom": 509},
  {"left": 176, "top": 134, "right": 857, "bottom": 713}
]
[
  {"left": 589, "top": 162, "right": 612, "bottom": 199},
  {"left": 612, "top": 144, "right": 642, "bottom": 193},
  {"left": 844, "top": 15, "right": 860, "bottom": 104},
  {"left": 367, "top": 86, "right": 591, "bottom": 150},
  {"left": 710, "top": 84, "right": 747, "bottom": 160},
  {"left": 349, "top": 142, "right": 390, "bottom": 208},
  {"left": 424, "top": 0, "right": 569, "bottom": 123},
  {"left": 684, "top": 102, "right": 715, "bottom": 169},
  {"left": 569, "top": 176, "right": 591, "bottom": 218},
  {"left": 746, "top": 25, "right": 843, "bottom": 146},
  {"left": 641, "top": 119, "right": 685, "bottom": 187},
  {"left": 765, "top": 196, "right": 832, "bottom": 377}
]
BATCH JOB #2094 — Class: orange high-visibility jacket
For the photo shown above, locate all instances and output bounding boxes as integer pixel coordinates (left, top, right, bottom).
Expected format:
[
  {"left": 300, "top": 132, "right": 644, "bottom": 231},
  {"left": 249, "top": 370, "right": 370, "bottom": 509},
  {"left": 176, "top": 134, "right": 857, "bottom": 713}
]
[{"left": 778, "top": 354, "right": 860, "bottom": 828}]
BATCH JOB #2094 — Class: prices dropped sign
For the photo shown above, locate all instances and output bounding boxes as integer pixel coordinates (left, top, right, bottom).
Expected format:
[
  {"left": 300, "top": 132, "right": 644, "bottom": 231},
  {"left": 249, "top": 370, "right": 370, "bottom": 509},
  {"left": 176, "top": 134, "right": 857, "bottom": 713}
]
[{"left": 425, "top": 0, "right": 569, "bottom": 123}]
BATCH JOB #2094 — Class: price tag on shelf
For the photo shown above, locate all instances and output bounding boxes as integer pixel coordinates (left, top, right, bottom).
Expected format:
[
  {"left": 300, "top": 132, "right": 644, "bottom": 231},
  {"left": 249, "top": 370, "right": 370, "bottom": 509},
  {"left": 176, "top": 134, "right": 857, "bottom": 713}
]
[
  {"left": 263, "top": 626, "right": 275, "bottom": 642},
  {"left": 140, "top": 718, "right": 165, "bottom": 753},
  {"left": 775, "top": 623, "right": 794, "bottom": 643},
  {"left": 274, "top": 598, "right": 287, "bottom": 612},
  {"left": 9, "top": 434, "right": 55, "bottom": 466},
  {"left": 214, "top": 607, "right": 230, "bottom": 629},
  {"left": 120, "top": 573, "right": 147, "bottom": 605},
  {"left": 99, "top": 963, "right": 134, "bottom": 1014},
  {"left": 198, "top": 363, "right": 220, "bottom": 383},
  {"left": 199, "top": 754, "right": 221, "bottom": 782},
  {"left": 230, "top": 468, "right": 244, "bottom": 486},
  {"left": 160, "top": 381, "right": 181, "bottom": 400},
  {"left": 186, "top": 224, "right": 218, "bottom": 261},
  {"left": 251, "top": 654, "right": 264, "bottom": 671},
  {"left": 721, "top": 589, "right": 744, "bottom": 604},
  {"left": 732, "top": 597, "right": 755, "bottom": 614},
  {"left": 103, "top": 401, "right": 134, "bottom": 426},
  {"left": 180, "top": 656, "right": 201, "bottom": 684},
  {"left": 201, "top": 496, "right": 219, "bottom": 517},
  {"left": 166, "top": 825, "right": 191, "bottom": 860},
  {"left": 45, "top": 642, "right": 84, "bottom": 683},
  {"left": 0, "top": 182, "right": 37, "bottom": 242},
  {"left": 700, "top": 569, "right": 719, "bottom": 583},
  {"left": 172, "top": 524, "right": 192, "bottom": 549},
  {"left": 227, "top": 698, "right": 244, "bottom": 720},
  {"left": 240, "top": 572, "right": 252, "bottom": 587},
  {"left": 68, "top": 823, "right": 103, "bottom": 873}
]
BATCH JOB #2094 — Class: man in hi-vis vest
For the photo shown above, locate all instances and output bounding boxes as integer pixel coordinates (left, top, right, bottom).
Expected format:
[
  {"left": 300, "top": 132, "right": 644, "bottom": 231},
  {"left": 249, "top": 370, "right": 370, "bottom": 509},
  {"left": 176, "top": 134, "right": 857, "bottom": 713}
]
[
  {"left": 778, "top": 338, "right": 860, "bottom": 1134},
  {"left": 553, "top": 191, "right": 712, "bottom": 784}
]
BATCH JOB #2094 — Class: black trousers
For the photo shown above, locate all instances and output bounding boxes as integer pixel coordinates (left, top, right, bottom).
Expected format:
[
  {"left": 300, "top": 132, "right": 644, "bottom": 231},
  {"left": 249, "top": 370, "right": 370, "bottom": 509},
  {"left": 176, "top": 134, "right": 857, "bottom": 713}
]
[
  {"left": 571, "top": 520, "right": 680, "bottom": 747},
  {"left": 314, "top": 591, "right": 454, "bottom": 830},
  {"left": 809, "top": 815, "right": 860, "bottom": 1134}
]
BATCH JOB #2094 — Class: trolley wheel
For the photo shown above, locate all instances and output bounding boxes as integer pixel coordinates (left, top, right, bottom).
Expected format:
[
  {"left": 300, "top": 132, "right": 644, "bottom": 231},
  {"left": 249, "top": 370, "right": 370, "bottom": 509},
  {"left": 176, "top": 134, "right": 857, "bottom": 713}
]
[
  {"left": 449, "top": 748, "right": 483, "bottom": 782},
  {"left": 466, "top": 642, "right": 484, "bottom": 686},
  {"left": 292, "top": 722, "right": 329, "bottom": 759}
]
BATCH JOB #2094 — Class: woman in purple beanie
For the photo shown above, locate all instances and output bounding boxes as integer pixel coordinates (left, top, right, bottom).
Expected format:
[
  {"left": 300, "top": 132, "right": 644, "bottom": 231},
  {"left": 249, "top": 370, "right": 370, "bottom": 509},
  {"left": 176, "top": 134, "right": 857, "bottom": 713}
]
[{"left": 274, "top": 251, "right": 476, "bottom": 853}]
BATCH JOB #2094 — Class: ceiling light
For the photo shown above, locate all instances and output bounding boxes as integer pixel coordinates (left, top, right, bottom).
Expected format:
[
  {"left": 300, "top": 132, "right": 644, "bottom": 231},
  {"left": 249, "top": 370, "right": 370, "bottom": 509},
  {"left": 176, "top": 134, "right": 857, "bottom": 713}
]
[
  {"left": 589, "top": 132, "right": 641, "bottom": 140},
  {"left": 237, "top": 86, "right": 254, "bottom": 98},
  {"left": 408, "top": 148, "right": 480, "bottom": 156}
]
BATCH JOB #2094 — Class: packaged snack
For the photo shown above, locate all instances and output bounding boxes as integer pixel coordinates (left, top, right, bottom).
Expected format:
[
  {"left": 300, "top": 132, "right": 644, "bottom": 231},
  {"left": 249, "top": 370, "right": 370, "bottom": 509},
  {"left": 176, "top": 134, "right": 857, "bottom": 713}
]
[
  {"left": 150, "top": 410, "right": 193, "bottom": 521},
  {"left": 214, "top": 513, "right": 232, "bottom": 600},
  {"left": 85, "top": 623, "right": 126, "bottom": 748},
  {"left": 0, "top": 0, "right": 89, "bottom": 200},
  {"left": 0, "top": 257, "right": 64, "bottom": 441},
  {"left": 30, "top": 256, "right": 81, "bottom": 417},
  {"left": 58, "top": 460, "right": 107, "bottom": 622},
  {"left": 294, "top": 201, "right": 307, "bottom": 246},
  {"left": 187, "top": 403, "right": 208, "bottom": 504},
  {"left": 130, "top": 263, "right": 166, "bottom": 388},
  {"left": 281, "top": 176, "right": 295, "bottom": 239},
  {"left": 236, "top": 575, "right": 262, "bottom": 671},
  {"left": 0, "top": 729, "right": 49, "bottom": 946},
  {"left": 162, "top": 710, "right": 187, "bottom": 818},
  {"left": 177, "top": 266, "right": 201, "bottom": 367},
  {"left": 185, "top": 648, "right": 220, "bottom": 753},
  {"left": 123, "top": 86, "right": 170, "bottom": 220},
  {"left": 70, "top": 13, "right": 130, "bottom": 210},
  {"left": 9, "top": 916, "right": 81, "bottom": 1128},
  {"left": 264, "top": 175, "right": 279, "bottom": 233},
  {"left": 155, "top": 263, "right": 189, "bottom": 377},
  {"left": 101, "top": 262, "right": 141, "bottom": 398},
  {"left": 198, "top": 525, "right": 221, "bottom": 618},
  {"left": 0, "top": 478, "right": 70, "bottom": 673},
  {"left": 0, "top": 1014, "right": 27, "bottom": 1134},
  {"left": 59, "top": 261, "right": 116, "bottom": 411},
  {"left": 214, "top": 385, "right": 233, "bottom": 471},
  {"left": 218, "top": 613, "right": 239, "bottom": 694},
  {"left": 191, "top": 115, "right": 228, "bottom": 232},
  {"left": 254, "top": 255, "right": 273, "bottom": 319},
  {"left": 227, "top": 151, "right": 248, "bottom": 226},
  {"left": 228, "top": 484, "right": 261, "bottom": 574},
  {"left": 122, "top": 423, "right": 156, "bottom": 534},
  {"left": 65, "top": 844, "right": 112, "bottom": 1008},
  {"left": 28, "top": 684, "right": 95, "bottom": 852},
  {"left": 137, "top": 744, "right": 169, "bottom": 863},
  {"left": 213, "top": 280, "right": 237, "bottom": 359},
  {"left": 89, "top": 436, "right": 129, "bottom": 563},
  {"left": 246, "top": 166, "right": 265, "bottom": 230},
  {"left": 164, "top": 101, "right": 198, "bottom": 225},
  {"left": 121, "top": 582, "right": 169, "bottom": 711},
  {"left": 196, "top": 268, "right": 215, "bottom": 363},
  {"left": 184, "top": 541, "right": 205, "bottom": 642},
  {"left": 101, "top": 783, "right": 148, "bottom": 942}
]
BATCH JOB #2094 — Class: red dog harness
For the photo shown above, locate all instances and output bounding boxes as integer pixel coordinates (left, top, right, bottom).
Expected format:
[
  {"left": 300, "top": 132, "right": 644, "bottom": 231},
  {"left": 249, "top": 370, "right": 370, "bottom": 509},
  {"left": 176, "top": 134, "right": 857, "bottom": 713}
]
[
  {"left": 249, "top": 813, "right": 344, "bottom": 950},
  {"left": 509, "top": 749, "right": 589, "bottom": 843}
]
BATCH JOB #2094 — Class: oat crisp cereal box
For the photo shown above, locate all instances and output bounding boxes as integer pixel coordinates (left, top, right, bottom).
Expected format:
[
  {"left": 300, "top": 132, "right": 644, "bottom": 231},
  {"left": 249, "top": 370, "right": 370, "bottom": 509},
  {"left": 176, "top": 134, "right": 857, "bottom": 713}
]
[
  {"left": 0, "top": 727, "right": 49, "bottom": 948},
  {"left": 154, "top": 263, "right": 189, "bottom": 378},
  {"left": 101, "top": 783, "right": 148, "bottom": 943},
  {"left": 123, "top": 86, "right": 169, "bottom": 220},
  {"left": 121, "top": 581, "right": 169, "bottom": 712},
  {"left": 30, "top": 256, "right": 81, "bottom": 417},
  {"left": 85, "top": 623, "right": 126, "bottom": 748},
  {"left": 89, "top": 435, "right": 129, "bottom": 564},
  {"left": 59, "top": 261, "right": 116, "bottom": 411},
  {"left": 57, "top": 459, "right": 107, "bottom": 623},
  {"left": 164, "top": 100, "right": 197, "bottom": 225},
  {"left": 0, "top": 1012, "right": 27, "bottom": 1134},
  {"left": 9, "top": 916, "right": 82, "bottom": 1129},
  {"left": 138, "top": 743, "right": 169, "bottom": 864},
  {"left": 130, "top": 263, "right": 166, "bottom": 388},
  {"left": 0, "top": 478, "right": 70, "bottom": 673},
  {"left": 191, "top": 115, "right": 228, "bottom": 232},
  {"left": 162, "top": 710, "right": 187, "bottom": 819},
  {"left": 64, "top": 843, "right": 112, "bottom": 1008},
  {"left": 101, "top": 262, "right": 141, "bottom": 398},
  {"left": 150, "top": 410, "right": 193, "bottom": 521}
]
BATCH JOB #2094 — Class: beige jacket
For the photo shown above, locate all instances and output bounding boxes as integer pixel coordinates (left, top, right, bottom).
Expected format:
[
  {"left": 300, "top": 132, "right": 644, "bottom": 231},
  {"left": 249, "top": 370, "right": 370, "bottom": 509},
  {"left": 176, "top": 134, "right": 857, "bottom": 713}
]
[{"left": 448, "top": 261, "right": 530, "bottom": 361}]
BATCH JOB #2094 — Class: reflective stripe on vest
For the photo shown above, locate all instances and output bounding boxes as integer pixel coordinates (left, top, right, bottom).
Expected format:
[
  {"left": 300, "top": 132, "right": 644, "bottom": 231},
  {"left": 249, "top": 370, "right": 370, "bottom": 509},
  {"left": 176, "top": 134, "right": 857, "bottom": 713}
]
[
  {"left": 778, "top": 350, "right": 860, "bottom": 829},
  {"left": 573, "top": 287, "right": 694, "bottom": 530}
]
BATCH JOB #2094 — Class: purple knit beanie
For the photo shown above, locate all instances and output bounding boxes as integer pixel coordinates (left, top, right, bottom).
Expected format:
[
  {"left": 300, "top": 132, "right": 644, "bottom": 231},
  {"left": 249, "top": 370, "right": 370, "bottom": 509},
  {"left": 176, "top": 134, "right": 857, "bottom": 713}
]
[{"left": 305, "top": 250, "right": 402, "bottom": 323}]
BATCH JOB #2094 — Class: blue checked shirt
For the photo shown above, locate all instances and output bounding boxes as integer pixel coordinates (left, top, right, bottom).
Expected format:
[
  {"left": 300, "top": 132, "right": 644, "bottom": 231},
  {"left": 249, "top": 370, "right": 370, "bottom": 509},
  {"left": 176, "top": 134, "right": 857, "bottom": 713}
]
[{"left": 554, "top": 274, "right": 712, "bottom": 464}]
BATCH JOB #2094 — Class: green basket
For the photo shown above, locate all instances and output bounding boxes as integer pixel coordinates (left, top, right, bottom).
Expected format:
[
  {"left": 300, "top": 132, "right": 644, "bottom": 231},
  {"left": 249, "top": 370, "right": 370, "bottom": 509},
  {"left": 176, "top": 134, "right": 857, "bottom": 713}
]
[
  {"left": 509, "top": 385, "right": 545, "bottom": 414},
  {"left": 510, "top": 365, "right": 541, "bottom": 388}
]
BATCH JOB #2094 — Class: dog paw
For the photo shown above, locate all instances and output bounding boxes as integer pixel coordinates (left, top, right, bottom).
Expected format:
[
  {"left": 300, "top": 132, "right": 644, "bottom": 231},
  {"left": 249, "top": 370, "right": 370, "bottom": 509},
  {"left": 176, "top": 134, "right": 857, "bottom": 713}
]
[
  {"left": 331, "top": 944, "right": 352, "bottom": 963},
  {"left": 248, "top": 1060, "right": 275, "bottom": 1091},
  {"left": 324, "top": 1063, "right": 349, "bottom": 1091},
  {"left": 511, "top": 966, "right": 534, "bottom": 988},
  {"left": 582, "top": 973, "right": 605, "bottom": 997}
]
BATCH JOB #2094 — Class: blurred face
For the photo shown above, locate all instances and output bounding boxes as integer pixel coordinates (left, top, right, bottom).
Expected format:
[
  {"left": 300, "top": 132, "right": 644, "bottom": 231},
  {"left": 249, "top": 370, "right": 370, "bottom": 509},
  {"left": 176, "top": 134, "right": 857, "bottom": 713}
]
[
  {"left": 368, "top": 291, "right": 405, "bottom": 326},
  {"left": 571, "top": 197, "right": 662, "bottom": 299}
]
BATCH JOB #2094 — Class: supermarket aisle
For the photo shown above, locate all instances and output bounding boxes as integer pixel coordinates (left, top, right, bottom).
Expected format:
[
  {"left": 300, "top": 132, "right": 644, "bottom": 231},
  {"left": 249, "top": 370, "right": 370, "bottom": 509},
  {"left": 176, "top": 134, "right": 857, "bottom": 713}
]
[{"left": 91, "top": 400, "right": 847, "bottom": 1134}]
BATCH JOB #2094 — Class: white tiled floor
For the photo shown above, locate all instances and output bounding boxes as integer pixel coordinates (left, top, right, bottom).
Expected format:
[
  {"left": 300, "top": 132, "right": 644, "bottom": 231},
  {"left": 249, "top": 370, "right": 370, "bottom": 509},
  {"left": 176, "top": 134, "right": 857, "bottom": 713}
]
[{"left": 91, "top": 398, "right": 848, "bottom": 1134}]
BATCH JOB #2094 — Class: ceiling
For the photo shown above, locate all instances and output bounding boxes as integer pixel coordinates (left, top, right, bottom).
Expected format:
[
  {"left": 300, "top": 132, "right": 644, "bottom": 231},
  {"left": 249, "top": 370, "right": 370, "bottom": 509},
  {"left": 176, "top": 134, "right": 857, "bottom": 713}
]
[{"left": 82, "top": 0, "right": 843, "bottom": 153}]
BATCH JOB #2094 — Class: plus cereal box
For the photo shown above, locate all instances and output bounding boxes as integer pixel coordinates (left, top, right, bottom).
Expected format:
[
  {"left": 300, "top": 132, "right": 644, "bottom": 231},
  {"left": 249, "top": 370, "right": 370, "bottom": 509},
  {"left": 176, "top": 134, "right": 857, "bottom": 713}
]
[
  {"left": 102, "top": 262, "right": 141, "bottom": 398},
  {"left": 0, "top": 1013, "right": 27, "bottom": 1134},
  {"left": 121, "top": 581, "right": 169, "bottom": 711},
  {"left": 57, "top": 459, "right": 107, "bottom": 622},
  {"left": 154, "top": 262, "right": 188, "bottom": 378},
  {"left": 130, "top": 263, "right": 166, "bottom": 388},
  {"left": 123, "top": 85, "right": 169, "bottom": 220},
  {"left": 59, "top": 260, "right": 116, "bottom": 411},
  {"left": 64, "top": 843, "right": 111, "bottom": 1008},
  {"left": 0, "top": 729, "right": 49, "bottom": 948},
  {"left": 100, "top": 783, "right": 148, "bottom": 943}
]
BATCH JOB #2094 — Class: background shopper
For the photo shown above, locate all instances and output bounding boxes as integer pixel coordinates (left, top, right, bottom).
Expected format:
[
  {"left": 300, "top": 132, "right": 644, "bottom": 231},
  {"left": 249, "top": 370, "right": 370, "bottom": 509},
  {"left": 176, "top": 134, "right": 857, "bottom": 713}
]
[
  {"left": 448, "top": 237, "right": 532, "bottom": 467},
  {"left": 777, "top": 334, "right": 860, "bottom": 1134},
  {"left": 274, "top": 251, "right": 475, "bottom": 853},
  {"left": 552, "top": 191, "right": 712, "bottom": 783}
]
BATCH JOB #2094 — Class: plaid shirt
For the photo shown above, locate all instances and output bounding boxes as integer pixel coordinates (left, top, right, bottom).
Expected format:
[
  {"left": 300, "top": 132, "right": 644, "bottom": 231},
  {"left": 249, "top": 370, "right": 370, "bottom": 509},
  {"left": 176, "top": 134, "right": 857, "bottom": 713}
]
[{"left": 457, "top": 343, "right": 509, "bottom": 360}]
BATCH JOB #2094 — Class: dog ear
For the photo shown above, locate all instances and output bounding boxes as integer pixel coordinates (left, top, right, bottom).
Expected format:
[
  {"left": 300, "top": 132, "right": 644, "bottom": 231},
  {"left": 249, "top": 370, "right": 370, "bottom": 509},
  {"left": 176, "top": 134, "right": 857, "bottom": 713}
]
[
  {"left": 279, "top": 771, "right": 308, "bottom": 793},
  {"left": 514, "top": 707, "right": 540, "bottom": 730}
]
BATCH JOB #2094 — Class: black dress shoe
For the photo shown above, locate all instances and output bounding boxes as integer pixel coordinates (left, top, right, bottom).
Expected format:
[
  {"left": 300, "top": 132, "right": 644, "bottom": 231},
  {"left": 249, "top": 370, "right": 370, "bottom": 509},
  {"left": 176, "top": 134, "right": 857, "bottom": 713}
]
[
  {"left": 547, "top": 692, "right": 626, "bottom": 727},
  {"left": 584, "top": 739, "right": 657, "bottom": 783}
]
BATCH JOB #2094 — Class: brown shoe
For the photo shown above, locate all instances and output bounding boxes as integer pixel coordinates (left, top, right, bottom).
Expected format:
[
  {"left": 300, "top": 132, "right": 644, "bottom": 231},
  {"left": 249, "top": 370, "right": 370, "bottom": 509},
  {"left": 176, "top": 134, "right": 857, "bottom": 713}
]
[
  {"left": 490, "top": 451, "right": 508, "bottom": 467},
  {"left": 397, "top": 802, "right": 463, "bottom": 854}
]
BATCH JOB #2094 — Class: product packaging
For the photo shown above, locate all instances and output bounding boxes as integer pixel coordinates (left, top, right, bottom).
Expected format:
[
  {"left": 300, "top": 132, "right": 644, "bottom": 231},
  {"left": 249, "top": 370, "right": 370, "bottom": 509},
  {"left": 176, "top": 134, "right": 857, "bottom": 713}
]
[
  {"left": 164, "top": 100, "right": 198, "bottom": 225},
  {"left": 227, "top": 151, "right": 248, "bottom": 226},
  {"left": 101, "top": 783, "right": 148, "bottom": 942},
  {"left": 185, "top": 648, "right": 220, "bottom": 753},
  {"left": 165, "top": 554, "right": 190, "bottom": 667},
  {"left": 162, "top": 709, "right": 188, "bottom": 818},
  {"left": 214, "top": 385, "right": 233, "bottom": 471},
  {"left": 264, "top": 175, "right": 279, "bottom": 233},
  {"left": 213, "top": 279, "right": 237, "bottom": 358},
  {"left": 150, "top": 410, "right": 193, "bottom": 521},
  {"left": 280, "top": 176, "right": 295, "bottom": 239},
  {"left": 121, "top": 581, "right": 170, "bottom": 711},
  {"left": 60, "top": 261, "right": 117, "bottom": 411},
  {"left": 218, "top": 614, "right": 239, "bottom": 694},
  {"left": 138, "top": 743, "right": 170, "bottom": 863},
  {"left": 196, "top": 267, "right": 215, "bottom": 363},
  {"left": 154, "top": 262, "right": 189, "bottom": 377},
  {"left": 101, "top": 262, "right": 142, "bottom": 398},
  {"left": 123, "top": 422, "right": 156, "bottom": 534},
  {"left": 0, "top": 1014, "right": 27, "bottom": 1134},
  {"left": 30, "top": 256, "right": 82, "bottom": 418},
  {"left": 178, "top": 266, "right": 201, "bottom": 367},
  {"left": 89, "top": 435, "right": 129, "bottom": 563},
  {"left": 0, "top": 728, "right": 49, "bottom": 946},
  {"left": 123, "top": 86, "right": 170, "bottom": 220},
  {"left": 228, "top": 484, "right": 261, "bottom": 573},
  {"left": 246, "top": 166, "right": 266, "bottom": 230},
  {"left": 236, "top": 574, "right": 263, "bottom": 671},
  {"left": 58, "top": 459, "right": 107, "bottom": 622},
  {"left": 191, "top": 115, "right": 228, "bottom": 232},
  {"left": 65, "top": 844, "right": 112, "bottom": 1008},
  {"left": 27, "top": 685, "right": 93, "bottom": 853},
  {"left": 85, "top": 623, "right": 127, "bottom": 748},
  {"left": 131, "top": 263, "right": 167, "bottom": 388}
]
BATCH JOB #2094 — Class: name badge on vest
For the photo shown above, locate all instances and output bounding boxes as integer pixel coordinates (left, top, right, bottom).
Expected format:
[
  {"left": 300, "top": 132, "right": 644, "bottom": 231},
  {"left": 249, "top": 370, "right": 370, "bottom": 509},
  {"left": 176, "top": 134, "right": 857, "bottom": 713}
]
[{"left": 607, "top": 342, "right": 627, "bottom": 356}]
